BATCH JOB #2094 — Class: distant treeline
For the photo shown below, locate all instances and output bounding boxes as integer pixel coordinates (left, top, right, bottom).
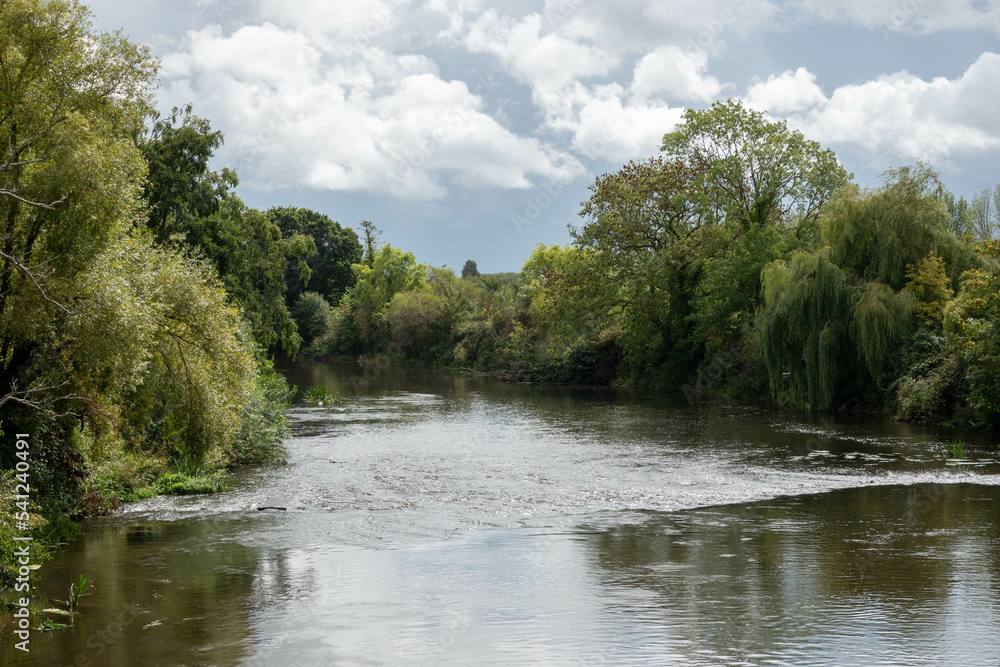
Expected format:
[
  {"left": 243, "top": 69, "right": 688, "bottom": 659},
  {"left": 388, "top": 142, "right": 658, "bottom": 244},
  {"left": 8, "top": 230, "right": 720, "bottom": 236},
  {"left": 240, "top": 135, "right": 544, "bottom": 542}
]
[{"left": 300, "top": 102, "right": 1000, "bottom": 433}]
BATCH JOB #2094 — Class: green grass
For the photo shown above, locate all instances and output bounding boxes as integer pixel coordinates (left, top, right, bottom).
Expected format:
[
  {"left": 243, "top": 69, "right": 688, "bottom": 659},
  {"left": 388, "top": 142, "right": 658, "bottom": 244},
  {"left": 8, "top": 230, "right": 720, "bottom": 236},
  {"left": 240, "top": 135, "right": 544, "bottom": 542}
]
[
  {"left": 155, "top": 472, "right": 226, "bottom": 495},
  {"left": 303, "top": 385, "right": 339, "bottom": 404},
  {"left": 943, "top": 438, "right": 967, "bottom": 459}
]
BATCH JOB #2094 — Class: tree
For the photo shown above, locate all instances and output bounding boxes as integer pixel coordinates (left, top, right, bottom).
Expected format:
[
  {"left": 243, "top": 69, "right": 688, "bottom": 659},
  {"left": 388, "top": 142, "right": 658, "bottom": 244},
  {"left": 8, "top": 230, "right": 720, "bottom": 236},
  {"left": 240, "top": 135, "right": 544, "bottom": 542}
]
[
  {"left": 140, "top": 105, "right": 237, "bottom": 242},
  {"left": 291, "top": 292, "right": 331, "bottom": 346},
  {"left": 661, "top": 99, "right": 850, "bottom": 230},
  {"left": 141, "top": 110, "right": 309, "bottom": 354},
  {"left": 906, "top": 252, "right": 953, "bottom": 324},
  {"left": 823, "top": 165, "right": 976, "bottom": 291},
  {"left": 948, "top": 240, "right": 1000, "bottom": 425},
  {"left": 575, "top": 157, "right": 713, "bottom": 382},
  {"left": 335, "top": 244, "right": 427, "bottom": 348},
  {"left": 757, "top": 165, "right": 976, "bottom": 409},
  {"left": 461, "top": 259, "right": 479, "bottom": 278},
  {"left": 267, "top": 207, "right": 362, "bottom": 305},
  {"left": 359, "top": 220, "right": 382, "bottom": 267},
  {"left": 967, "top": 185, "right": 1000, "bottom": 241},
  {"left": 0, "top": 0, "right": 156, "bottom": 417},
  {"left": 62, "top": 231, "right": 261, "bottom": 462}
]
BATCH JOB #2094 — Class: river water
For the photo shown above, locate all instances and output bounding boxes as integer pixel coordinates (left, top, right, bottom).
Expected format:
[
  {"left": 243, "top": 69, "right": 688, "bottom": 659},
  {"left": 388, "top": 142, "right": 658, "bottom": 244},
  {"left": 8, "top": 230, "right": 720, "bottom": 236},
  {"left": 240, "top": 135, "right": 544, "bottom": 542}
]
[{"left": 8, "top": 361, "right": 1000, "bottom": 666}]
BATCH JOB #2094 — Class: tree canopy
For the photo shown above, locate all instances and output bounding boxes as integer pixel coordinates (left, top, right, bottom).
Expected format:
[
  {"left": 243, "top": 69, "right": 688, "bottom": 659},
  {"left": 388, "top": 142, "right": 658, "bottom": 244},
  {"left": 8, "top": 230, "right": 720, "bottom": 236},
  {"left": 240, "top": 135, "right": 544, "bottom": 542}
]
[
  {"left": 0, "top": 0, "right": 156, "bottom": 416},
  {"left": 140, "top": 109, "right": 312, "bottom": 355},
  {"left": 267, "top": 206, "right": 362, "bottom": 305}
]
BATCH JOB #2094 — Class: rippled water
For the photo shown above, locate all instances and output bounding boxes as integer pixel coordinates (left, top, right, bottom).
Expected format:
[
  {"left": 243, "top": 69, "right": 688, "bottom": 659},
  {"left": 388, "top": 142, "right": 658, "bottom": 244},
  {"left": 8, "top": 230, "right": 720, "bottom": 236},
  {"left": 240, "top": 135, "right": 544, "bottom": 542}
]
[{"left": 8, "top": 361, "right": 1000, "bottom": 665}]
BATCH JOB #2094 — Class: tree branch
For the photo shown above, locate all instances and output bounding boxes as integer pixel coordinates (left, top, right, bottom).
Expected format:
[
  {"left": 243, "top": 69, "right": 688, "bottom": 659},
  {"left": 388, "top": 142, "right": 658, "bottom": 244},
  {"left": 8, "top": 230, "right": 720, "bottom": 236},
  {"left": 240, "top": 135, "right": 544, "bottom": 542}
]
[
  {"left": 0, "top": 379, "right": 82, "bottom": 418},
  {"left": 0, "top": 249, "right": 71, "bottom": 314},
  {"left": 0, "top": 188, "right": 68, "bottom": 210}
]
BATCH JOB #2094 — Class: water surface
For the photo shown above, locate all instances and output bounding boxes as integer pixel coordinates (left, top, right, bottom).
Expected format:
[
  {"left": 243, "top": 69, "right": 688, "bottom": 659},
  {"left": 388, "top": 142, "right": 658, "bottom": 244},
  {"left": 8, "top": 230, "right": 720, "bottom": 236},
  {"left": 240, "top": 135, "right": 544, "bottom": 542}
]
[{"left": 9, "top": 361, "right": 1000, "bottom": 666}]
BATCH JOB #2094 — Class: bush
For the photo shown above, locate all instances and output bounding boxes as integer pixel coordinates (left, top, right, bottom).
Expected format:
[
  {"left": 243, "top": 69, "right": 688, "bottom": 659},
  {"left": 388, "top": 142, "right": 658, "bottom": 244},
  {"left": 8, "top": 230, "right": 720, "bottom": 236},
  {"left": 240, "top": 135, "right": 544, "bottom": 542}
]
[
  {"left": 227, "top": 360, "right": 291, "bottom": 465},
  {"left": 84, "top": 437, "right": 167, "bottom": 507},
  {"left": 291, "top": 291, "right": 331, "bottom": 346},
  {"left": 386, "top": 290, "right": 448, "bottom": 357},
  {"left": 895, "top": 350, "right": 971, "bottom": 425},
  {"left": 156, "top": 472, "right": 226, "bottom": 495}
]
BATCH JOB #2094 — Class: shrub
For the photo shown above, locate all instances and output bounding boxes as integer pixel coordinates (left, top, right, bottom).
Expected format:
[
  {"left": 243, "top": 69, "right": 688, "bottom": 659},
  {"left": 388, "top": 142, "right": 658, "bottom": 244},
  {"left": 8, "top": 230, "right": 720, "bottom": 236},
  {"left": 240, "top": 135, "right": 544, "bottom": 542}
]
[
  {"left": 895, "top": 350, "right": 971, "bottom": 425},
  {"left": 291, "top": 291, "right": 331, "bottom": 346},
  {"left": 155, "top": 472, "right": 226, "bottom": 495},
  {"left": 386, "top": 290, "right": 448, "bottom": 357}
]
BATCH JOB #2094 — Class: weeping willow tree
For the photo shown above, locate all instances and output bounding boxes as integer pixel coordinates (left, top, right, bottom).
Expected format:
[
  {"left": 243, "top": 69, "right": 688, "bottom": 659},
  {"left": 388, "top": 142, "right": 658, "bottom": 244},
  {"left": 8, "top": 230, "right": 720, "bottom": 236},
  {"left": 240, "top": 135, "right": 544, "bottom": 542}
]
[
  {"left": 758, "top": 248, "right": 851, "bottom": 408},
  {"left": 823, "top": 164, "right": 977, "bottom": 290},
  {"left": 757, "top": 165, "right": 972, "bottom": 409}
]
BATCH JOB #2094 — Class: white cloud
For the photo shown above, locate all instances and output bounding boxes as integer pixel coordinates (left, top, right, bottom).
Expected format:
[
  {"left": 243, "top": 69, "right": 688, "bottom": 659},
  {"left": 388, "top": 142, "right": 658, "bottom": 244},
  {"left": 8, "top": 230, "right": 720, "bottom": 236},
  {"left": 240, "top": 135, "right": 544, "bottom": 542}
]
[
  {"left": 744, "top": 54, "right": 1000, "bottom": 165},
  {"left": 464, "top": 11, "right": 686, "bottom": 161},
  {"left": 791, "top": 0, "right": 1000, "bottom": 34},
  {"left": 552, "top": 0, "right": 781, "bottom": 54},
  {"left": 631, "top": 46, "right": 723, "bottom": 103},
  {"left": 257, "top": 0, "right": 406, "bottom": 40},
  {"left": 154, "top": 0, "right": 1000, "bottom": 203},
  {"left": 556, "top": 91, "right": 687, "bottom": 162},
  {"left": 465, "top": 11, "right": 615, "bottom": 96},
  {"left": 745, "top": 67, "right": 827, "bottom": 115},
  {"left": 160, "top": 24, "right": 585, "bottom": 199}
]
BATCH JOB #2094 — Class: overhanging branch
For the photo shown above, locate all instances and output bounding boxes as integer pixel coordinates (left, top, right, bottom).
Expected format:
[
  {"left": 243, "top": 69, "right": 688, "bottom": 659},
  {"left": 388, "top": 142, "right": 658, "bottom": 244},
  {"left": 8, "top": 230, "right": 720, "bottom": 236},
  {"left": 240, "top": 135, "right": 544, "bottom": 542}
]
[{"left": 0, "top": 249, "right": 71, "bottom": 314}]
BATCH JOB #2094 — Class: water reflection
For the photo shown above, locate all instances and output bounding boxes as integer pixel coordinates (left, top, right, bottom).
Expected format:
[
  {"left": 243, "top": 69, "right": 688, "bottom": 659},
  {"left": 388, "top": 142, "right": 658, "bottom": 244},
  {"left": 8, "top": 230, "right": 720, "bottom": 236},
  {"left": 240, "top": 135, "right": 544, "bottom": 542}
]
[
  {"left": 586, "top": 483, "right": 1000, "bottom": 665},
  {"left": 6, "top": 518, "right": 277, "bottom": 667}
]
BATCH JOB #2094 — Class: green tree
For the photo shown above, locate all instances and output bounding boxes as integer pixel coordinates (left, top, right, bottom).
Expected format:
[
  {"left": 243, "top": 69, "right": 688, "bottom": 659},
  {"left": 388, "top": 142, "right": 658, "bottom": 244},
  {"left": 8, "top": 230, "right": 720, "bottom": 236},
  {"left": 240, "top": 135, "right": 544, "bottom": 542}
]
[
  {"left": 194, "top": 198, "right": 310, "bottom": 355},
  {"left": 661, "top": 99, "right": 850, "bottom": 230},
  {"left": 947, "top": 240, "right": 1000, "bottom": 425},
  {"left": 62, "top": 231, "right": 261, "bottom": 463},
  {"left": 461, "top": 259, "right": 479, "bottom": 278},
  {"left": 906, "top": 252, "right": 953, "bottom": 324},
  {"left": 757, "top": 165, "right": 974, "bottom": 409},
  {"left": 359, "top": 220, "right": 381, "bottom": 267},
  {"left": 267, "top": 206, "right": 362, "bottom": 305},
  {"left": 291, "top": 291, "right": 331, "bottom": 346},
  {"left": 575, "top": 157, "right": 712, "bottom": 383},
  {"left": 141, "top": 111, "right": 310, "bottom": 354},
  {"left": 334, "top": 244, "right": 427, "bottom": 349},
  {"left": 0, "top": 0, "right": 156, "bottom": 417},
  {"left": 141, "top": 105, "right": 237, "bottom": 241}
]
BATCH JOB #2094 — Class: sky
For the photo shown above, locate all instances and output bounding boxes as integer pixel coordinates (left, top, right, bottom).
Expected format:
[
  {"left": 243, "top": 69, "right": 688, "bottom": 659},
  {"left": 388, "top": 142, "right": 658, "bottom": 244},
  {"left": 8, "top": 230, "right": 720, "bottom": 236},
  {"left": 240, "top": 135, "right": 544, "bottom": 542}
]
[{"left": 85, "top": 0, "right": 1000, "bottom": 273}]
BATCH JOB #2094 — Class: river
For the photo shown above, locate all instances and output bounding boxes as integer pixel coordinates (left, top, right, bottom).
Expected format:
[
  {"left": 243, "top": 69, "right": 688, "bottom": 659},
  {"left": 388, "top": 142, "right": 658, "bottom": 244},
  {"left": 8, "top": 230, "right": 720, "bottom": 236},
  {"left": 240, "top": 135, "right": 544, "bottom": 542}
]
[{"left": 8, "top": 360, "right": 1000, "bottom": 666}]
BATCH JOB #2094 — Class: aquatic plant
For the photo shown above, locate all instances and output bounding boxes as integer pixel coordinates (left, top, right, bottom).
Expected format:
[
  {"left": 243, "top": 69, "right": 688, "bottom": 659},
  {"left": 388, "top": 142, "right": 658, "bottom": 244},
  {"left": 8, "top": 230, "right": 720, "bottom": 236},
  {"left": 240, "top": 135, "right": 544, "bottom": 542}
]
[
  {"left": 304, "top": 385, "right": 339, "bottom": 405},
  {"left": 943, "top": 438, "right": 967, "bottom": 459},
  {"left": 68, "top": 575, "right": 88, "bottom": 612}
]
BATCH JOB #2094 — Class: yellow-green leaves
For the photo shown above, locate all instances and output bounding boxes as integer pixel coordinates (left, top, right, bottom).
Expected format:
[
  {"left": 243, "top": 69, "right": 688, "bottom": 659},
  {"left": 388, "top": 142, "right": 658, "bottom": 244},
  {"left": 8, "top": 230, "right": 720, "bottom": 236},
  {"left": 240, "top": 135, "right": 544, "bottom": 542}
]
[{"left": 905, "top": 252, "right": 953, "bottom": 324}]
